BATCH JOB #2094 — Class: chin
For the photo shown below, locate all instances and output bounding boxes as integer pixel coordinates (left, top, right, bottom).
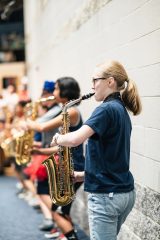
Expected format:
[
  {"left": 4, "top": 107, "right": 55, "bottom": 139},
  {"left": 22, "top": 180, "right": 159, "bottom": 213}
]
[{"left": 94, "top": 95, "right": 102, "bottom": 102}]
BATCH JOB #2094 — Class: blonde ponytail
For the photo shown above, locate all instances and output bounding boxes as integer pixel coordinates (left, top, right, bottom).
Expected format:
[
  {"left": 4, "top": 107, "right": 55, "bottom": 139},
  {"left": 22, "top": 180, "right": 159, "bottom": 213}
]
[{"left": 122, "top": 79, "right": 142, "bottom": 115}]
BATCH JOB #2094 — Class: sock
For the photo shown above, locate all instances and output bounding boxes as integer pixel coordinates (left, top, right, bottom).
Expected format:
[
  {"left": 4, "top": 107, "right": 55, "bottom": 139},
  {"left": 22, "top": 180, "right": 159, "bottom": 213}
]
[{"left": 65, "top": 229, "right": 79, "bottom": 240}]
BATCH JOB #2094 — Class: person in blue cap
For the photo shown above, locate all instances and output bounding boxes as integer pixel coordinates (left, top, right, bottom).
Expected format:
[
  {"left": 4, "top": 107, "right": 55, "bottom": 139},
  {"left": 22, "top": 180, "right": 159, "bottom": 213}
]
[
  {"left": 33, "top": 80, "right": 61, "bottom": 231},
  {"left": 24, "top": 80, "right": 61, "bottom": 231},
  {"left": 34, "top": 80, "right": 56, "bottom": 142},
  {"left": 42, "top": 81, "right": 55, "bottom": 95}
]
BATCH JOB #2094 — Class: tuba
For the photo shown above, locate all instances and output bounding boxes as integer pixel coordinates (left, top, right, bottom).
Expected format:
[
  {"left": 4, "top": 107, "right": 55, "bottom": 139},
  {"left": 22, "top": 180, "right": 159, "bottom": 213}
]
[
  {"left": 43, "top": 93, "right": 94, "bottom": 206},
  {"left": 15, "top": 96, "right": 55, "bottom": 165}
]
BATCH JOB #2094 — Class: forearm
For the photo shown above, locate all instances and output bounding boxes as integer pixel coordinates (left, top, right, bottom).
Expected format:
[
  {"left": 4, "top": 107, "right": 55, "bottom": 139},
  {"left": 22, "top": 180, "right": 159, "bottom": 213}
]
[
  {"left": 32, "top": 146, "right": 59, "bottom": 155},
  {"left": 27, "top": 120, "right": 43, "bottom": 132},
  {"left": 38, "top": 146, "right": 59, "bottom": 155},
  {"left": 51, "top": 125, "right": 94, "bottom": 147},
  {"left": 33, "top": 141, "right": 42, "bottom": 147},
  {"left": 55, "top": 132, "right": 82, "bottom": 147},
  {"left": 27, "top": 115, "right": 62, "bottom": 132}
]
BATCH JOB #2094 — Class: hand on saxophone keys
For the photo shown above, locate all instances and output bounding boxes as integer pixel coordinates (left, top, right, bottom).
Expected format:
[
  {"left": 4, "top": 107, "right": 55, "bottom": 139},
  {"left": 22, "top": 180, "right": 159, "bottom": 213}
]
[
  {"left": 18, "top": 120, "right": 28, "bottom": 131},
  {"left": 51, "top": 133, "right": 60, "bottom": 146},
  {"left": 73, "top": 171, "right": 85, "bottom": 183},
  {"left": 19, "top": 119, "right": 36, "bottom": 131}
]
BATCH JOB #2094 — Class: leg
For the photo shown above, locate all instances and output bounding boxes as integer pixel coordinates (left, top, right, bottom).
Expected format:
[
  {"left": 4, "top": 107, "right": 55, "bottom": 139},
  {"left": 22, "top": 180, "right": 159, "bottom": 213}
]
[
  {"left": 117, "top": 190, "right": 136, "bottom": 234},
  {"left": 51, "top": 210, "right": 78, "bottom": 240},
  {"left": 23, "top": 179, "right": 36, "bottom": 195},
  {"left": 52, "top": 211, "right": 73, "bottom": 234},
  {"left": 88, "top": 193, "right": 118, "bottom": 240},
  {"left": 38, "top": 194, "right": 52, "bottom": 220},
  {"left": 88, "top": 191, "right": 136, "bottom": 240},
  {"left": 49, "top": 182, "right": 83, "bottom": 239},
  {"left": 39, "top": 194, "right": 52, "bottom": 210},
  {"left": 37, "top": 179, "right": 54, "bottom": 230}
]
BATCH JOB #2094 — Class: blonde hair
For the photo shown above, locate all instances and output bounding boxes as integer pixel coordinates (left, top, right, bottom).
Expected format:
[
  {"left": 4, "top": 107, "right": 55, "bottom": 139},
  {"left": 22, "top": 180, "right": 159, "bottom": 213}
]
[{"left": 99, "top": 60, "right": 142, "bottom": 115}]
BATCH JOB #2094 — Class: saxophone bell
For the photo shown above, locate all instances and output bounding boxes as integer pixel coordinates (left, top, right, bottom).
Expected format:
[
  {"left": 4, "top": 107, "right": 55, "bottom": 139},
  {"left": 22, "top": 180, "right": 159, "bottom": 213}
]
[{"left": 43, "top": 153, "right": 75, "bottom": 206}]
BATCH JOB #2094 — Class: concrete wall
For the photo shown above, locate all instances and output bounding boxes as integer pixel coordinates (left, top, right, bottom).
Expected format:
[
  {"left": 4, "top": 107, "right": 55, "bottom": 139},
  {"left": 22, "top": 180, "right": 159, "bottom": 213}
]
[{"left": 24, "top": 0, "right": 160, "bottom": 239}]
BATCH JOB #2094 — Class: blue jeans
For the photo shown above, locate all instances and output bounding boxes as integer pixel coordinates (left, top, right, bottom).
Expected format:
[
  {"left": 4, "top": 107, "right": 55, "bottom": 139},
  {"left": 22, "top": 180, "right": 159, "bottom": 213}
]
[{"left": 88, "top": 190, "right": 136, "bottom": 240}]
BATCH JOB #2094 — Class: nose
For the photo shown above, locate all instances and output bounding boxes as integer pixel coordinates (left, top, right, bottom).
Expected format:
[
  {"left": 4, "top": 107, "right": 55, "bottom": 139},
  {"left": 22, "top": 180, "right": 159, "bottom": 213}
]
[{"left": 92, "top": 81, "right": 95, "bottom": 89}]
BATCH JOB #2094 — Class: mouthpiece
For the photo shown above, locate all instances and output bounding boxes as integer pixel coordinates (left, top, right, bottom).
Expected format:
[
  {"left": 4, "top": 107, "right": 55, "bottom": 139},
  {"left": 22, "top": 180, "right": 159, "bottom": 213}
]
[
  {"left": 63, "top": 93, "right": 94, "bottom": 112},
  {"left": 38, "top": 96, "right": 55, "bottom": 103},
  {"left": 81, "top": 93, "right": 95, "bottom": 100}
]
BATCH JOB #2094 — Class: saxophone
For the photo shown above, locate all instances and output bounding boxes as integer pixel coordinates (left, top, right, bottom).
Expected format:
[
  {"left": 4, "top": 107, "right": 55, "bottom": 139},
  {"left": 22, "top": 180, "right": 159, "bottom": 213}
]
[
  {"left": 1, "top": 137, "right": 16, "bottom": 159},
  {"left": 0, "top": 106, "right": 14, "bottom": 159},
  {"left": 42, "top": 93, "right": 94, "bottom": 206},
  {"left": 15, "top": 96, "right": 55, "bottom": 165}
]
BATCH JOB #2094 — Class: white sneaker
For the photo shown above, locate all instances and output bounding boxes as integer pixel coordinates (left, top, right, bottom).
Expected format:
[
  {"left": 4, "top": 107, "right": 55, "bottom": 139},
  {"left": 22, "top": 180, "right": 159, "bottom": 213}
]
[
  {"left": 39, "top": 219, "right": 54, "bottom": 231},
  {"left": 28, "top": 197, "right": 39, "bottom": 207},
  {"left": 17, "top": 190, "right": 28, "bottom": 199},
  {"left": 23, "top": 191, "right": 34, "bottom": 202},
  {"left": 44, "top": 228, "right": 60, "bottom": 238},
  {"left": 56, "top": 234, "right": 67, "bottom": 240},
  {"left": 16, "top": 182, "right": 23, "bottom": 189}
]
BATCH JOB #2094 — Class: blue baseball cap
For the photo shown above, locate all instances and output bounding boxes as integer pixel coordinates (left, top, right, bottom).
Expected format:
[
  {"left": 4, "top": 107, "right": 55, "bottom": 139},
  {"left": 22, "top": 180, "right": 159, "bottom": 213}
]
[{"left": 43, "top": 80, "right": 55, "bottom": 93}]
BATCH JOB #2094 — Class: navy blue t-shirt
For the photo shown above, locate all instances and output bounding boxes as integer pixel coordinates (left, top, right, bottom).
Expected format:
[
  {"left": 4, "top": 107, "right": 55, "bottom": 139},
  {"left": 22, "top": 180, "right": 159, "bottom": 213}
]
[
  {"left": 84, "top": 92, "right": 134, "bottom": 193},
  {"left": 70, "top": 113, "right": 85, "bottom": 171}
]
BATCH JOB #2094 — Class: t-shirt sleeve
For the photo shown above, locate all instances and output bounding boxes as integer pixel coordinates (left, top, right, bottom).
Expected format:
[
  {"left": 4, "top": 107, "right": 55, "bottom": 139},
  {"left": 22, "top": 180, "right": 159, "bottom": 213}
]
[
  {"left": 36, "top": 106, "right": 61, "bottom": 123},
  {"left": 84, "top": 105, "right": 111, "bottom": 137}
]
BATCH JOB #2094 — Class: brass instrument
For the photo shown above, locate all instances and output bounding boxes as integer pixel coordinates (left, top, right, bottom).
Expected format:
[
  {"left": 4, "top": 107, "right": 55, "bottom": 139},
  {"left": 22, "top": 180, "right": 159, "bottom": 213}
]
[
  {"left": 0, "top": 106, "right": 14, "bottom": 160},
  {"left": 15, "top": 96, "right": 55, "bottom": 165},
  {"left": 43, "top": 93, "right": 94, "bottom": 206},
  {"left": 1, "top": 137, "right": 16, "bottom": 159}
]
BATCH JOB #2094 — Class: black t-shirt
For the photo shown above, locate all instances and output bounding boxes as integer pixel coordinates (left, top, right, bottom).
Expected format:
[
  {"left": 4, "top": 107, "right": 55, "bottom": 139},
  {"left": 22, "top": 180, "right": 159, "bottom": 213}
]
[{"left": 70, "top": 113, "right": 85, "bottom": 171}]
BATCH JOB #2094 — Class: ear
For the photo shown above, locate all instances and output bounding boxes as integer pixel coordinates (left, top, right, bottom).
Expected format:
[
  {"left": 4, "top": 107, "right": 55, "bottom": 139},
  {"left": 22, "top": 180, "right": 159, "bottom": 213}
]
[{"left": 107, "top": 77, "right": 115, "bottom": 86}]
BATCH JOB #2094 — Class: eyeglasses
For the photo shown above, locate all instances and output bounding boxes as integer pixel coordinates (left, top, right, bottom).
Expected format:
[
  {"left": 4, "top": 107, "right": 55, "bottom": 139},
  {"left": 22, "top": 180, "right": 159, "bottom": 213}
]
[{"left": 92, "top": 77, "right": 106, "bottom": 85}]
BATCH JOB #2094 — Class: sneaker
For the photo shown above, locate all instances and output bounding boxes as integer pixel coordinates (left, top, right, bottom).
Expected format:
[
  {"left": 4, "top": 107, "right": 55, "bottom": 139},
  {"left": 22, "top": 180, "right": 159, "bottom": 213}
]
[
  {"left": 24, "top": 191, "right": 34, "bottom": 202},
  {"left": 32, "top": 204, "right": 41, "bottom": 210},
  {"left": 44, "top": 228, "right": 60, "bottom": 239},
  {"left": 56, "top": 234, "right": 67, "bottom": 240},
  {"left": 39, "top": 219, "right": 54, "bottom": 231},
  {"left": 28, "top": 197, "right": 40, "bottom": 207},
  {"left": 16, "top": 182, "right": 23, "bottom": 189},
  {"left": 16, "top": 187, "right": 25, "bottom": 195},
  {"left": 17, "top": 190, "right": 28, "bottom": 199}
]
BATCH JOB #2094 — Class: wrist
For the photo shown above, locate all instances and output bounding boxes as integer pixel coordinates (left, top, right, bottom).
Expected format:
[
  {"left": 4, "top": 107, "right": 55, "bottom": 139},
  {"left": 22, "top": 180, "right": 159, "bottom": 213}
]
[{"left": 54, "top": 133, "right": 60, "bottom": 145}]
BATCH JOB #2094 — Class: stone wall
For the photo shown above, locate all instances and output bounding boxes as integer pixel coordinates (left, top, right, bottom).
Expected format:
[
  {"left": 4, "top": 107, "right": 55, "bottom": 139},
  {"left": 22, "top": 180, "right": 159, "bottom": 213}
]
[
  {"left": 118, "top": 183, "right": 160, "bottom": 240},
  {"left": 71, "top": 183, "right": 160, "bottom": 240}
]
